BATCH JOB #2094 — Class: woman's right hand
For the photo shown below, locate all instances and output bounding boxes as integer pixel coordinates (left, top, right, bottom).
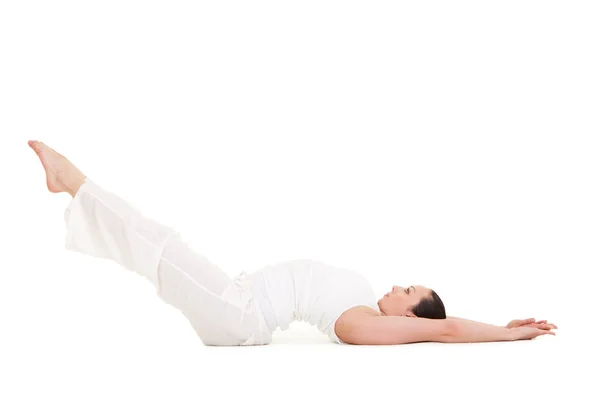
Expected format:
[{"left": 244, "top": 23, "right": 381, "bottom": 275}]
[{"left": 511, "top": 326, "right": 556, "bottom": 341}]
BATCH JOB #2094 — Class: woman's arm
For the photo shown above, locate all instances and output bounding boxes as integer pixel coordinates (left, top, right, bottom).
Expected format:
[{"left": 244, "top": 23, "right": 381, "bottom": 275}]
[
  {"left": 335, "top": 310, "right": 552, "bottom": 345},
  {"left": 444, "top": 317, "right": 555, "bottom": 342},
  {"left": 335, "top": 313, "right": 454, "bottom": 345},
  {"left": 448, "top": 316, "right": 498, "bottom": 324},
  {"left": 450, "top": 316, "right": 557, "bottom": 330},
  {"left": 443, "top": 318, "right": 515, "bottom": 343}
]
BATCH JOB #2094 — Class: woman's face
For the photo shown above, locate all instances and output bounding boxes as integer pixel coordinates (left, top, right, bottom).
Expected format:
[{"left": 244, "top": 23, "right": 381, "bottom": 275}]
[{"left": 377, "top": 285, "right": 431, "bottom": 316}]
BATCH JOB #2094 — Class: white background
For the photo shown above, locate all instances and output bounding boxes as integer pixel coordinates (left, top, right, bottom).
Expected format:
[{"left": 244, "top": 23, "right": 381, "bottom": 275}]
[{"left": 1, "top": 1, "right": 598, "bottom": 399}]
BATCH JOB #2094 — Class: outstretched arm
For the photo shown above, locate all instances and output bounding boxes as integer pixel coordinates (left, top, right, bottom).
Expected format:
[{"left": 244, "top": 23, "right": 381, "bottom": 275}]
[
  {"left": 449, "top": 316, "right": 557, "bottom": 330},
  {"left": 448, "top": 316, "right": 491, "bottom": 323},
  {"left": 335, "top": 310, "right": 554, "bottom": 345},
  {"left": 447, "top": 316, "right": 504, "bottom": 327},
  {"left": 443, "top": 318, "right": 518, "bottom": 343}
]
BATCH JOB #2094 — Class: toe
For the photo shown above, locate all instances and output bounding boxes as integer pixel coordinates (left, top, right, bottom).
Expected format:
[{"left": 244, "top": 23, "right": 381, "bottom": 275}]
[
  {"left": 38, "top": 141, "right": 54, "bottom": 153},
  {"left": 29, "top": 140, "right": 46, "bottom": 156}
]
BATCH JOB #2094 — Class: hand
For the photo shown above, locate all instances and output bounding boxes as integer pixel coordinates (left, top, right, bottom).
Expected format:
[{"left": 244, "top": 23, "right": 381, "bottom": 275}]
[
  {"left": 506, "top": 318, "right": 557, "bottom": 330},
  {"left": 510, "top": 326, "right": 556, "bottom": 341}
]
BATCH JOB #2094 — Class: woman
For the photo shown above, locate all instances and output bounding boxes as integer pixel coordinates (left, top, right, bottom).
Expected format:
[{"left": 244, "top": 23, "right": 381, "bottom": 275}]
[{"left": 28, "top": 140, "right": 557, "bottom": 346}]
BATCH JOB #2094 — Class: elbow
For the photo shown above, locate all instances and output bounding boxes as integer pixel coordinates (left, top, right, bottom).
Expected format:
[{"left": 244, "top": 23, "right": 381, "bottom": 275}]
[{"left": 438, "top": 318, "right": 458, "bottom": 342}]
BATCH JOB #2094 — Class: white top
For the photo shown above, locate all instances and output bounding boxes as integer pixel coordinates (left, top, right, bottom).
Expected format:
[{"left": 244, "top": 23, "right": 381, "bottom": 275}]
[{"left": 246, "top": 259, "right": 380, "bottom": 343}]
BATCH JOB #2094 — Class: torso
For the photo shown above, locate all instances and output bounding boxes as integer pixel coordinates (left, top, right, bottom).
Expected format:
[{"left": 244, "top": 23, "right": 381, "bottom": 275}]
[{"left": 246, "top": 259, "right": 380, "bottom": 343}]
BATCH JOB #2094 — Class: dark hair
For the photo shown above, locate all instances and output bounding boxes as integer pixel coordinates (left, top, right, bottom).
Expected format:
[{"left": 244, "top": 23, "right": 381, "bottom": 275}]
[{"left": 411, "top": 290, "right": 446, "bottom": 319}]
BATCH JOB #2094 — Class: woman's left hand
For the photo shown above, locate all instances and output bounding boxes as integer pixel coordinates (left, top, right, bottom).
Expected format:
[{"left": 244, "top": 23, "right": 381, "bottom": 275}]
[{"left": 506, "top": 318, "right": 557, "bottom": 330}]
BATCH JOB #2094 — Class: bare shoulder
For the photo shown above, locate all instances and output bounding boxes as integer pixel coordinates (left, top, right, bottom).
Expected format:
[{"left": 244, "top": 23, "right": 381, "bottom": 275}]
[
  {"left": 334, "top": 306, "right": 380, "bottom": 339},
  {"left": 338, "top": 305, "right": 380, "bottom": 321}
]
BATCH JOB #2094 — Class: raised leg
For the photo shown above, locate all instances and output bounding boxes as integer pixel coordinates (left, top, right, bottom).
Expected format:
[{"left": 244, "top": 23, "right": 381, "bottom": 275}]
[
  {"left": 28, "top": 140, "right": 264, "bottom": 345},
  {"left": 63, "top": 178, "right": 252, "bottom": 345}
]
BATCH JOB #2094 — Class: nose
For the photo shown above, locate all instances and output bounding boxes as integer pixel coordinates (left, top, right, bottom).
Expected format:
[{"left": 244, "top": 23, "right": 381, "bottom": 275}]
[{"left": 392, "top": 286, "right": 402, "bottom": 293}]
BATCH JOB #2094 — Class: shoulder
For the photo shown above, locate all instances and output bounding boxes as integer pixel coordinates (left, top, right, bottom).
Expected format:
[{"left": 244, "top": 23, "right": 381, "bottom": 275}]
[
  {"left": 339, "top": 305, "right": 380, "bottom": 318},
  {"left": 338, "top": 305, "right": 380, "bottom": 321},
  {"left": 333, "top": 306, "right": 380, "bottom": 342}
]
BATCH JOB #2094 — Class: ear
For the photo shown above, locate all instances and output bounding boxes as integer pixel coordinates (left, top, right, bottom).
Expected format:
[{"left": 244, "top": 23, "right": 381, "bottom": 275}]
[{"left": 404, "top": 311, "right": 417, "bottom": 318}]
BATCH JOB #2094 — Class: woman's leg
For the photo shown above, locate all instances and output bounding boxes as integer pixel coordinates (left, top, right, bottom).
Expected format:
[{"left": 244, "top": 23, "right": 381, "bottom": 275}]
[
  {"left": 157, "top": 236, "right": 259, "bottom": 345},
  {"left": 28, "top": 140, "right": 258, "bottom": 345},
  {"left": 64, "top": 178, "right": 253, "bottom": 345},
  {"left": 62, "top": 177, "right": 231, "bottom": 296}
]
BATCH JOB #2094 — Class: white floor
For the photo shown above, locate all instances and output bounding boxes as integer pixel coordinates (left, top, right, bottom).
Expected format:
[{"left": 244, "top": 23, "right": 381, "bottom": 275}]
[{"left": 0, "top": 265, "right": 589, "bottom": 400}]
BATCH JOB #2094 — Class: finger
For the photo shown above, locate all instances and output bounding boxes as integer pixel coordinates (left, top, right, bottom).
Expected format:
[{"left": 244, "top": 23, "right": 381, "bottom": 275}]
[
  {"left": 523, "top": 323, "right": 545, "bottom": 329},
  {"left": 535, "top": 323, "right": 557, "bottom": 330},
  {"left": 519, "top": 318, "right": 535, "bottom": 326}
]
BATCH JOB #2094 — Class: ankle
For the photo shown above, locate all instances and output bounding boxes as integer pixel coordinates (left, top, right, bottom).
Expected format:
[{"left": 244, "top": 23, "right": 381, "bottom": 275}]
[{"left": 66, "top": 173, "right": 86, "bottom": 197}]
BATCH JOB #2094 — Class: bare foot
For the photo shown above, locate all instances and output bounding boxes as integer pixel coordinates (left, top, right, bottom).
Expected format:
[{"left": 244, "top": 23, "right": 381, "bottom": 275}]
[{"left": 28, "top": 140, "right": 86, "bottom": 197}]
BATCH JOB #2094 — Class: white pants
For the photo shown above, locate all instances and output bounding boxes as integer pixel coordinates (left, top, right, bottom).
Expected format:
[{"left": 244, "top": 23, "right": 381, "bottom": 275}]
[{"left": 63, "top": 178, "right": 272, "bottom": 346}]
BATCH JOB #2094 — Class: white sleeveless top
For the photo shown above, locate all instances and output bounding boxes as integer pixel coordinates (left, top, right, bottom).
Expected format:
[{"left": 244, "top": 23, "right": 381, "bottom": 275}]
[{"left": 245, "top": 259, "right": 380, "bottom": 343}]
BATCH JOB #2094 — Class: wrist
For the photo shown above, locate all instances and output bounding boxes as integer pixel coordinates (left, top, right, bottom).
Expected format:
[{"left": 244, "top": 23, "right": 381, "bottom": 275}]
[{"left": 505, "top": 327, "right": 517, "bottom": 341}]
